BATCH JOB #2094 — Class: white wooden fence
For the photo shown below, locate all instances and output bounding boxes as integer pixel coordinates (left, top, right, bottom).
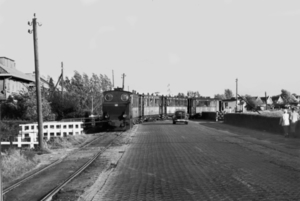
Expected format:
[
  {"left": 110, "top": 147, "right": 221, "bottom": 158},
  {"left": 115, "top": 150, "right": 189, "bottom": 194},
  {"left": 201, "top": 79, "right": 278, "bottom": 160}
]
[{"left": 1, "top": 121, "right": 83, "bottom": 149}]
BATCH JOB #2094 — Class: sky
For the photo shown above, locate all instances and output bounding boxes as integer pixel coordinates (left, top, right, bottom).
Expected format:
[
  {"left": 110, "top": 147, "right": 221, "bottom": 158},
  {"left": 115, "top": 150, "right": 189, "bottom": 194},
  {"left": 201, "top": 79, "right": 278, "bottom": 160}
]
[{"left": 0, "top": 0, "right": 299, "bottom": 97}]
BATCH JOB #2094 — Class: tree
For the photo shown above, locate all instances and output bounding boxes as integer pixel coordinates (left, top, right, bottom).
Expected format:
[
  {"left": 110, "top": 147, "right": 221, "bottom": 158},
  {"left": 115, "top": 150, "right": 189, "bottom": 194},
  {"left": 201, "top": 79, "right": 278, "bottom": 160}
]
[
  {"left": 48, "top": 71, "right": 113, "bottom": 119},
  {"left": 281, "top": 89, "right": 297, "bottom": 105},
  {"left": 177, "top": 93, "right": 185, "bottom": 97},
  {"left": 244, "top": 95, "right": 261, "bottom": 111},
  {"left": 214, "top": 94, "right": 225, "bottom": 100},
  {"left": 187, "top": 91, "right": 200, "bottom": 98},
  {"left": 224, "top": 89, "right": 234, "bottom": 99},
  {"left": 1, "top": 88, "right": 54, "bottom": 121}
]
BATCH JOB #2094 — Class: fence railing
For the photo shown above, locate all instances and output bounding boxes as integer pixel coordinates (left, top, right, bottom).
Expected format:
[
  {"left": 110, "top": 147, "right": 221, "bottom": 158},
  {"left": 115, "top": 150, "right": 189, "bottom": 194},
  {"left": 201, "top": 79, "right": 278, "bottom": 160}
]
[{"left": 1, "top": 121, "right": 84, "bottom": 149}]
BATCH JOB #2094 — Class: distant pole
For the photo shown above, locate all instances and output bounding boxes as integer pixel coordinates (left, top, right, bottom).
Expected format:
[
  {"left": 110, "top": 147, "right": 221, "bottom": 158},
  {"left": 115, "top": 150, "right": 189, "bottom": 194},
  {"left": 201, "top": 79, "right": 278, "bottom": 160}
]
[
  {"left": 28, "top": 13, "right": 44, "bottom": 150},
  {"left": 122, "top": 73, "right": 126, "bottom": 89},
  {"left": 61, "top": 62, "right": 63, "bottom": 102},
  {"left": 236, "top": 78, "right": 238, "bottom": 112},
  {"left": 265, "top": 92, "right": 267, "bottom": 109},
  {"left": 112, "top": 70, "right": 114, "bottom": 89},
  {"left": 61, "top": 62, "right": 64, "bottom": 119}
]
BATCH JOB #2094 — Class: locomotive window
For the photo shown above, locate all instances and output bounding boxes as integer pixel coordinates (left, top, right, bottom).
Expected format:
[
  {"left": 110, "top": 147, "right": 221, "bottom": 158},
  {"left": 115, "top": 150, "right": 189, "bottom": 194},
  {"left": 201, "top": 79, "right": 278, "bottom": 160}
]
[
  {"left": 121, "top": 94, "right": 129, "bottom": 101},
  {"left": 105, "top": 94, "right": 113, "bottom": 101}
]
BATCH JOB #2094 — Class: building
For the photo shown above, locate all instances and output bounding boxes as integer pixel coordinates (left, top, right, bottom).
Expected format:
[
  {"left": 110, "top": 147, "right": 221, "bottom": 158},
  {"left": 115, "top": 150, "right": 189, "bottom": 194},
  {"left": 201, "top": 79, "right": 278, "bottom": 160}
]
[
  {"left": 222, "top": 97, "right": 246, "bottom": 113},
  {"left": 260, "top": 96, "right": 273, "bottom": 109},
  {"left": 271, "top": 95, "right": 284, "bottom": 108},
  {"left": 0, "top": 57, "right": 49, "bottom": 101}
]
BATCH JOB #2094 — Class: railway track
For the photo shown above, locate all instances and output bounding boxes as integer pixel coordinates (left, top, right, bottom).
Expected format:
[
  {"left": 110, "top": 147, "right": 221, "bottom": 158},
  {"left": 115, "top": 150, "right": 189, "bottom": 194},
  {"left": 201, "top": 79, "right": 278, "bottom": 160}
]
[{"left": 3, "top": 131, "right": 124, "bottom": 201}]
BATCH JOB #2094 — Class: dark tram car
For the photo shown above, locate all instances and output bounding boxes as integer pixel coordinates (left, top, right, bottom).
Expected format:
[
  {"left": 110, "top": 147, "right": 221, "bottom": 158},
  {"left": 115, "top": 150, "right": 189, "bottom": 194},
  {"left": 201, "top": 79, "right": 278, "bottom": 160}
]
[{"left": 102, "top": 88, "right": 132, "bottom": 131}]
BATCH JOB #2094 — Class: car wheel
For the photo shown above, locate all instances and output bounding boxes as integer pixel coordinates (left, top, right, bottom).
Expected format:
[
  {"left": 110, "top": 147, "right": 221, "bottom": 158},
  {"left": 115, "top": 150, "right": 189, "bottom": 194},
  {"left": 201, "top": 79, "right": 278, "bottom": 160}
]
[
  {"left": 185, "top": 122, "right": 188, "bottom": 124},
  {"left": 173, "top": 121, "right": 176, "bottom": 124}
]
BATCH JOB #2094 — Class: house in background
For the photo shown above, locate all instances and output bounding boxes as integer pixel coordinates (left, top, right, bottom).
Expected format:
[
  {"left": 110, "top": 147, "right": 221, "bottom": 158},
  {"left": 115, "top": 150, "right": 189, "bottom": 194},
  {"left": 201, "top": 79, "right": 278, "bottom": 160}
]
[
  {"left": 0, "top": 57, "right": 49, "bottom": 101},
  {"left": 222, "top": 97, "right": 246, "bottom": 113},
  {"left": 260, "top": 96, "right": 273, "bottom": 110},
  {"left": 26, "top": 73, "right": 50, "bottom": 90},
  {"left": 271, "top": 95, "right": 284, "bottom": 108}
]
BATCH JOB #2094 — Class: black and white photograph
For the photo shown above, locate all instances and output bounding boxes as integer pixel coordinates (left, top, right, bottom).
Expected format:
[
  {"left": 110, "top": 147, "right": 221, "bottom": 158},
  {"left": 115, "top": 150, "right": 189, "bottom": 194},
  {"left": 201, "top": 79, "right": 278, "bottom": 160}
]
[{"left": 0, "top": 0, "right": 299, "bottom": 200}]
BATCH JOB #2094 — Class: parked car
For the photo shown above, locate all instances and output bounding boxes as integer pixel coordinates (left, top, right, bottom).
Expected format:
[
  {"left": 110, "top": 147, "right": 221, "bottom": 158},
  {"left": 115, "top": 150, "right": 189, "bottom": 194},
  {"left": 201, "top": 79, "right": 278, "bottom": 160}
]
[{"left": 173, "top": 110, "right": 188, "bottom": 124}]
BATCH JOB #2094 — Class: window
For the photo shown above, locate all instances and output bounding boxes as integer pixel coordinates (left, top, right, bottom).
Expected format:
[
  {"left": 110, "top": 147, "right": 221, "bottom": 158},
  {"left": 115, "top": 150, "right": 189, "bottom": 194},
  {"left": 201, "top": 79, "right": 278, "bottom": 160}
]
[
  {"left": 105, "top": 94, "right": 113, "bottom": 101},
  {"left": 121, "top": 94, "right": 129, "bottom": 101}
]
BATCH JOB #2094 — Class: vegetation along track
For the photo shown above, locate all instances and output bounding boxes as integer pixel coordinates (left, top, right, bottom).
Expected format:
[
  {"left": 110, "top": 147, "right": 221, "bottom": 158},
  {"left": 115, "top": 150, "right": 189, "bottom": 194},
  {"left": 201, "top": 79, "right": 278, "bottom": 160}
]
[{"left": 3, "top": 131, "right": 123, "bottom": 201}]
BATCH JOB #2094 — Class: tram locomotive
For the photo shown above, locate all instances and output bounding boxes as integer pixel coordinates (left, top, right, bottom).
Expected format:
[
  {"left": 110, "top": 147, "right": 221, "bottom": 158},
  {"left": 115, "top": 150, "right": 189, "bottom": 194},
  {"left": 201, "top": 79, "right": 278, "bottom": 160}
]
[{"left": 102, "top": 88, "right": 222, "bottom": 131}]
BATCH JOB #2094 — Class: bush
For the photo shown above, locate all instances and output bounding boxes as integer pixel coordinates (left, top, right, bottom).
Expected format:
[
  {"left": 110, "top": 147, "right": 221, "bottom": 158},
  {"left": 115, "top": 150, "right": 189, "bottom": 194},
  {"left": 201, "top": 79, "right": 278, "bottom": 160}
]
[
  {"left": 46, "top": 134, "right": 88, "bottom": 149},
  {"left": 2, "top": 148, "right": 40, "bottom": 182}
]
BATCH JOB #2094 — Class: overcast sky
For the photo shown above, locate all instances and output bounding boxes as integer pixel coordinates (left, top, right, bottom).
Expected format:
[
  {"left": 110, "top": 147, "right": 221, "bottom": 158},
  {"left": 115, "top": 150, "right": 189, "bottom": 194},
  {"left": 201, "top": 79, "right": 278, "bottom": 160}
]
[{"left": 0, "top": 0, "right": 299, "bottom": 97}]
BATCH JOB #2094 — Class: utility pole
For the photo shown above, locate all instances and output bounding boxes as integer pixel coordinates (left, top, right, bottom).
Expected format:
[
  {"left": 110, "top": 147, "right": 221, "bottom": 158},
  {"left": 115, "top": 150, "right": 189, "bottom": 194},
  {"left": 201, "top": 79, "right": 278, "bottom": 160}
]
[
  {"left": 265, "top": 92, "right": 267, "bottom": 110},
  {"left": 0, "top": 109, "right": 2, "bottom": 201},
  {"left": 61, "top": 62, "right": 64, "bottom": 102},
  {"left": 28, "top": 13, "right": 44, "bottom": 151},
  {"left": 112, "top": 70, "right": 114, "bottom": 89},
  {"left": 122, "top": 73, "right": 126, "bottom": 90},
  {"left": 61, "top": 62, "right": 64, "bottom": 119},
  {"left": 236, "top": 78, "right": 238, "bottom": 112}
]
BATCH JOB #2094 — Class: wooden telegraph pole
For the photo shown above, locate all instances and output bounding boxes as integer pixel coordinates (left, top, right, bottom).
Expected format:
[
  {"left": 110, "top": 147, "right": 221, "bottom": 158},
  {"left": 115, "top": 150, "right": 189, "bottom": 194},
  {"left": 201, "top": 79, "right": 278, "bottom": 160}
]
[
  {"left": 28, "top": 14, "right": 44, "bottom": 150},
  {"left": 236, "top": 78, "right": 238, "bottom": 112},
  {"left": 0, "top": 110, "right": 2, "bottom": 201},
  {"left": 61, "top": 62, "right": 64, "bottom": 102},
  {"left": 61, "top": 62, "right": 64, "bottom": 119}
]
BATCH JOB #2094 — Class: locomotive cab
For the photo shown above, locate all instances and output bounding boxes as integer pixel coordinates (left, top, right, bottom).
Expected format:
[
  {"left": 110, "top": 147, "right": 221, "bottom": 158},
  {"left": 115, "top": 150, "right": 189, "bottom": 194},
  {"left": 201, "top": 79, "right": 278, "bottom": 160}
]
[{"left": 102, "top": 88, "right": 132, "bottom": 130}]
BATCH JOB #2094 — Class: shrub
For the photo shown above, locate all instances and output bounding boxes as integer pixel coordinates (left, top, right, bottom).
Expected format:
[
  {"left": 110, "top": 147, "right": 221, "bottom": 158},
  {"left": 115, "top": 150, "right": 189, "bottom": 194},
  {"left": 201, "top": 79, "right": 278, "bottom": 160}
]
[
  {"left": 2, "top": 148, "right": 40, "bottom": 182},
  {"left": 46, "top": 134, "right": 88, "bottom": 149}
]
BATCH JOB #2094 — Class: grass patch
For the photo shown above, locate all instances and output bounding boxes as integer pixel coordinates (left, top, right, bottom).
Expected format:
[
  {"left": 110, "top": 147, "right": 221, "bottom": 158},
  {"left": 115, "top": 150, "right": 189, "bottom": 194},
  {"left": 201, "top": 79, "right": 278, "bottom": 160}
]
[
  {"left": 46, "top": 134, "right": 89, "bottom": 149},
  {"left": 1, "top": 134, "right": 92, "bottom": 184},
  {"left": 2, "top": 148, "right": 40, "bottom": 183}
]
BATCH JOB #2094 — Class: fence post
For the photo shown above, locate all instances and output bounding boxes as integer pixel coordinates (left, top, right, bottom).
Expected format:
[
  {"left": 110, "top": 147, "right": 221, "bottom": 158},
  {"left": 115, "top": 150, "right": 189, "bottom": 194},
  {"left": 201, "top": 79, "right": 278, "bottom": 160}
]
[{"left": 17, "top": 136, "right": 22, "bottom": 148}]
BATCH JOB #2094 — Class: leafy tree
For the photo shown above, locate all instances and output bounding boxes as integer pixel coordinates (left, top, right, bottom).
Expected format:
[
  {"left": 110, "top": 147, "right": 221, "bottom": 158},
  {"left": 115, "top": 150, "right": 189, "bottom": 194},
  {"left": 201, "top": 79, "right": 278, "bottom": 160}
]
[
  {"left": 224, "top": 89, "right": 234, "bottom": 99},
  {"left": 244, "top": 95, "right": 262, "bottom": 110},
  {"left": 187, "top": 91, "right": 200, "bottom": 98},
  {"left": 177, "top": 93, "right": 185, "bottom": 97},
  {"left": 281, "top": 89, "right": 297, "bottom": 104},
  {"left": 48, "top": 71, "right": 113, "bottom": 119},
  {"left": 1, "top": 88, "right": 54, "bottom": 121},
  {"left": 214, "top": 94, "right": 225, "bottom": 100}
]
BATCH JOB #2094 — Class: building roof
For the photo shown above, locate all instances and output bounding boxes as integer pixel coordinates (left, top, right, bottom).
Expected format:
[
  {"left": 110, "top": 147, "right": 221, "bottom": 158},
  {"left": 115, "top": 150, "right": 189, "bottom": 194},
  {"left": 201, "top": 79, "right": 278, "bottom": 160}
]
[
  {"left": 271, "top": 95, "right": 282, "bottom": 102},
  {"left": 0, "top": 63, "right": 34, "bottom": 82},
  {"left": 260, "top": 96, "right": 272, "bottom": 102}
]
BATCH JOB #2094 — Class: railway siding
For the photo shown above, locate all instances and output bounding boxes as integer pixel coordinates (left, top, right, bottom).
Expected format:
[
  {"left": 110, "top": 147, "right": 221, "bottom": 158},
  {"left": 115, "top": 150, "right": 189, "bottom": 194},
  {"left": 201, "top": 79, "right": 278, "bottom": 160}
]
[
  {"left": 3, "top": 132, "right": 122, "bottom": 201},
  {"left": 51, "top": 125, "right": 138, "bottom": 201}
]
